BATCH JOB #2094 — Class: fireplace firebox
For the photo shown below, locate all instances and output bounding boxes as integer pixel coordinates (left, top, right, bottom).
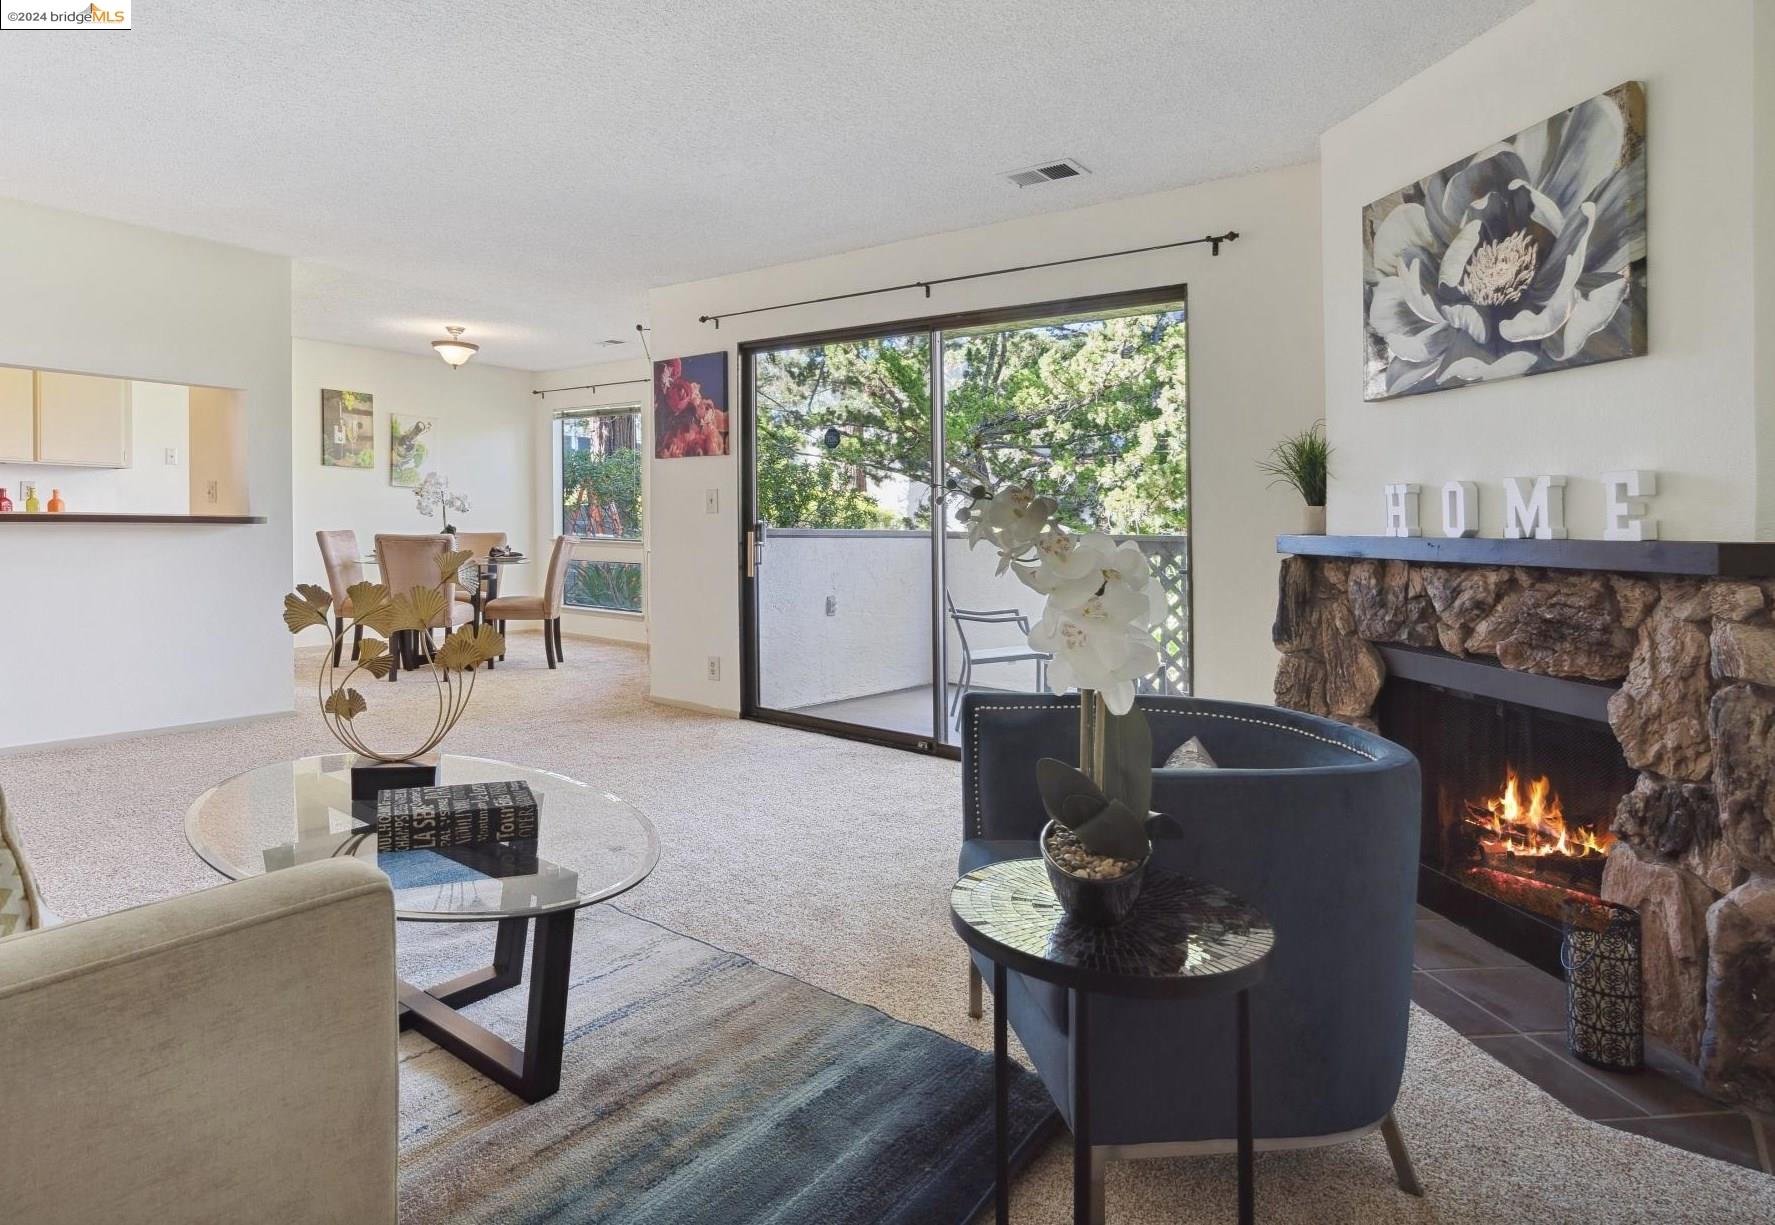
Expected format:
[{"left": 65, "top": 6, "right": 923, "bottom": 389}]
[{"left": 1375, "top": 654, "right": 1638, "bottom": 975}]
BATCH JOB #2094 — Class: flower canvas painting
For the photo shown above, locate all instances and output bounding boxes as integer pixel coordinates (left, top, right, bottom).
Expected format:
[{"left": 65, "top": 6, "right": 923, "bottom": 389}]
[
  {"left": 1362, "top": 82, "right": 1646, "bottom": 401},
  {"left": 654, "top": 353, "right": 729, "bottom": 459}
]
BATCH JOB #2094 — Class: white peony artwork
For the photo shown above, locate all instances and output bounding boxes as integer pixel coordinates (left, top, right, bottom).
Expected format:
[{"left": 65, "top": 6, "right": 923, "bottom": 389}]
[{"left": 1362, "top": 82, "right": 1646, "bottom": 401}]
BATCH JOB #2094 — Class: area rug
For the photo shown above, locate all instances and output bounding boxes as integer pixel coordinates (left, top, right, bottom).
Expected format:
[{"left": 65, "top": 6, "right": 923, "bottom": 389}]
[{"left": 395, "top": 906, "right": 1056, "bottom": 1224}]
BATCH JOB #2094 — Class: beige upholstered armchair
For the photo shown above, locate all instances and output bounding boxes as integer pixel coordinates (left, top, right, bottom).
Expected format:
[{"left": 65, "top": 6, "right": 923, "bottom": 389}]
[
  {"left": 316, "top": 529, "right": 366, "bottom": 665},
  {"left": 374, "top": 532, "right": 476, "bottom": 681},
  {"left": 0, "top": 858, "right": 399, "bottom": 1224},
  {"left": 484, "top": 534, "right": 573, "bottom": 669}
]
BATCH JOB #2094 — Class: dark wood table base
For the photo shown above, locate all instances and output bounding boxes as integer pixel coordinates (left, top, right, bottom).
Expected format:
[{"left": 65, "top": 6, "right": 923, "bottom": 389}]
[
  {"left": 396, "top": 909, "right": 576, "bottom": 1103},
  {"left": 990, "top": 972, "right": 1257, "bottom": 1225}
]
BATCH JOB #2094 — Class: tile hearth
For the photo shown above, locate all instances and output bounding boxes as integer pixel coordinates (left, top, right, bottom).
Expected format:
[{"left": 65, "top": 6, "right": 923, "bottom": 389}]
[{"left": 1412, "top": 907, "right": 1774, "bottom": 1174}]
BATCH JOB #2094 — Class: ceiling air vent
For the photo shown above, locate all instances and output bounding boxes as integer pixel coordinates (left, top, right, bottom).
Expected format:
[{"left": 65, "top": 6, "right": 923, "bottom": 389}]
[{"left": 1004, "top": 158, "right": 1089, "bottom": 188}]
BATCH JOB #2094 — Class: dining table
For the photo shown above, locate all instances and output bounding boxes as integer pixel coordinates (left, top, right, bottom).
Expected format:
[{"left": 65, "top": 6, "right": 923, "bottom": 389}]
[{"left": 362, "top": 549, "right": 530, "bottom": 669}]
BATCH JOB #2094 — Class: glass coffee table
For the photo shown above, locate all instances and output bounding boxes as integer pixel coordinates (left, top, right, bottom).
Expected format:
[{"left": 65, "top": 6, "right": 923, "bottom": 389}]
[{"left": 186, "top": 753, "right": 659, "bottom": 1101}]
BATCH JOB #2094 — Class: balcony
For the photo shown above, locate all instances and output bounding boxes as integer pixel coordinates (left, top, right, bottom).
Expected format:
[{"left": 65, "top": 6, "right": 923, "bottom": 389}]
[{"left": 755, "top": 529, "right": 1189, "bottom": 739}]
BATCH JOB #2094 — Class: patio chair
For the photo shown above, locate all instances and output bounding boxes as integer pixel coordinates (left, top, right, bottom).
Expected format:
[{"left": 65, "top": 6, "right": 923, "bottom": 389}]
[{"left": 946, "top": 591, "right": 1050, "bottom": 718}]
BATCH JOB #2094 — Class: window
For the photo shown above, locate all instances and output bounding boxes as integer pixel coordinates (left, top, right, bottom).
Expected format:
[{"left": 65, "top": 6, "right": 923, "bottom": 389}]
[
  {"left": 556, "top": 408, "right": 644, "bottom": 613},
  {"left": 560, "top": 410, "right": 641, "bottom": 539}
]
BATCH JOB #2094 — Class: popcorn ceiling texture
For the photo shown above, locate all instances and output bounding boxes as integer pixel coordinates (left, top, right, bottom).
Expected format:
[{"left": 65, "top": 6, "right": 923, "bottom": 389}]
[
  {"left": 0, "top": 0, "right": 1524, "bottom": 369},
  {"left": 6, "top": 637, "right": 1773, "bottom": 1219}
]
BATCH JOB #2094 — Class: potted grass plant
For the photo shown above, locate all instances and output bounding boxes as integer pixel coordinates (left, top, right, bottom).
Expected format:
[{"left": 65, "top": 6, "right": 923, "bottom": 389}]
[{"left": 1259, "top": 420, "right": 1331, "bottom": 534}]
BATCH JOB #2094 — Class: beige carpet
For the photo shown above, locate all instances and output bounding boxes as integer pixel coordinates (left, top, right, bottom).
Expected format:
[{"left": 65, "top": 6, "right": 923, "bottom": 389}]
[{"left": 7, "top": 632, "right": 1774, "bottom": 1223}]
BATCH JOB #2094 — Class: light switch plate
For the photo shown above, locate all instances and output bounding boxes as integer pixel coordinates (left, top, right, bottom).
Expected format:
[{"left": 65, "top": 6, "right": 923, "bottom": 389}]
[
  {"left": 705, "top": 488, "right": 719, "bottom": 514},
  {"left": 164, "top": 446, "right": 180, "bottom": 465}
]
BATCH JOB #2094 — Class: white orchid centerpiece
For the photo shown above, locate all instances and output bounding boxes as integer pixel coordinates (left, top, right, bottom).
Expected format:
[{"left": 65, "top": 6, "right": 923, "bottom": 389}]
[
  {"left": 414, "top": 472, "right": 470, "bottom": 528},
  {"left": 960, "top": 481, "right": 1163, "bottom": 897},
  {"left": 961, "top": 486, "right": 1160, "bottom": 715}
]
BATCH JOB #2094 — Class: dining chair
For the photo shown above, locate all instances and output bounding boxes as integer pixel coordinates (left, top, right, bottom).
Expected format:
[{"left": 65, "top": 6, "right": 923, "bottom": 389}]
[
  {"left": 372, "top": 533, "right": 475, "bottom": 681},
  {"left": 452, "top": 531, "right": 509, "bottom": 621},
  {"left": 316, "top": 530, "right": 366, "bottom": 666},
  {"left": 482, "top": 536, "right": 572, "bottom": 670}
]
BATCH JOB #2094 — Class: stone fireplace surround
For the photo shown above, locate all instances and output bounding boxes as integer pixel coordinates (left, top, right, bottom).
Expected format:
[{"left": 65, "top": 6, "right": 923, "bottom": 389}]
[{"left": 1271, "top": 535, "right": 1775, "bottom": 1113}]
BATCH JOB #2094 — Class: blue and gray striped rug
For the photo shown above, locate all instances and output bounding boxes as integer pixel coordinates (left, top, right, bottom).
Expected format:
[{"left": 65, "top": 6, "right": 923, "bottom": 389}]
[{"left": 397, "top": 907, "right": 1055, "bottom": 1224}]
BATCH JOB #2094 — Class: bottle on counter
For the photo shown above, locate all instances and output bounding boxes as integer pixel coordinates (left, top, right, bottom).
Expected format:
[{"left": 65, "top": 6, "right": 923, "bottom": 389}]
[
  {"left": 0, "top": 487, "right": 12, "bottom": 512},
  {"left": 46, "top": 488, "right": 64, "bottom": 513},
  {"left": 23, "top": 484, "right": 40, "bottom": 513}
]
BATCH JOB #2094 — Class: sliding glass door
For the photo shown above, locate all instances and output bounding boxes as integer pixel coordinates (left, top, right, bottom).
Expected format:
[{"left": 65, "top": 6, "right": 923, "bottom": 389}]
[
  {"left": 747, "top": 331, "right": 940, "bottom": 743},
  {"left": 742, "top": 289, "right": 1190, "bottom": 753}
]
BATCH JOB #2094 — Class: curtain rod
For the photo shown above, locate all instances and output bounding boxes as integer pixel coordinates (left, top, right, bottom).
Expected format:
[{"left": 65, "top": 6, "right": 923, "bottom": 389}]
[
  {"left": 533, "top": 377, "right": 650, "bottom": 398},
  {"left": 698, "top": 230, "right": 1238, "bottom": 329}
]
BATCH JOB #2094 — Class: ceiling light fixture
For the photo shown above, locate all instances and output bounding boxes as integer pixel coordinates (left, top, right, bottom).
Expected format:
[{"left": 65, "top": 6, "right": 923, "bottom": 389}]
[{"left": 432, "top": 325, "right": 479, "bottom": 369}]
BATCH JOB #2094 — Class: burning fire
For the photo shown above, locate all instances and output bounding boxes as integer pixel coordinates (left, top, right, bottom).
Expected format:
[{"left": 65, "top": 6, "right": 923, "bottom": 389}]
[{"left": 1464, "top": 767, "right": 1614, "bottom": 860}]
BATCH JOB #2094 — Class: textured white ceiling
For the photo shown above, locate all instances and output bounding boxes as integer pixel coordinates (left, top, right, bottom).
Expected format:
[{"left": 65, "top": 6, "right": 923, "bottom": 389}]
[{"left": 0, "top": 1, "right": 1527, "bottom": 371}]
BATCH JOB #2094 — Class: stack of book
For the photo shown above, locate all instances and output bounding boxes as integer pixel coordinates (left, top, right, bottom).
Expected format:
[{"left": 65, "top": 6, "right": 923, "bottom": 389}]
[{"left": 375, "top": 780, "right": 539, "bottom": 852}]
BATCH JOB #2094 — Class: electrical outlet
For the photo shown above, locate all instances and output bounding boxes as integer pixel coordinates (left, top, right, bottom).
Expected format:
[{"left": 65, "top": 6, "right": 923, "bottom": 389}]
[
  {"left": 705, "top": 488, "right": 719, "bottom": 514},
  {"left": 163, "top": 446, "right": 180, "bottom": 466},
  {"left": 206, "top": 480, "right": 219, "bottom": 504},
  {"left": 825, "top": 595, "right": 837, "bottom": 616},
  {"left": 707, "top": 655, "right": 721, "bottom": 682}
]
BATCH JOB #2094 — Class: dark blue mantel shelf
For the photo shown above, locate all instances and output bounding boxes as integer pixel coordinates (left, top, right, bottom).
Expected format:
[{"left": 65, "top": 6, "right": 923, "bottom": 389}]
[{"left": 1277, "top": 534, "right": 1775, "bottom": 578}]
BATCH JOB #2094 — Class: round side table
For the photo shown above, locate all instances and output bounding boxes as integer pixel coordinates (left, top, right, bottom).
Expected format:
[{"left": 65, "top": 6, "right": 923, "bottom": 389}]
[{"left": 951, "top": 858, "right": 1276, "bottom": 1225}]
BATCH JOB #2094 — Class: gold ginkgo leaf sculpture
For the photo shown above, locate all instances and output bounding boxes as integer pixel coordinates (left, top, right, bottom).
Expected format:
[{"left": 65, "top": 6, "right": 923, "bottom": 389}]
[{"left": 283, "top": 545, "right": 505, "bottom": 763}]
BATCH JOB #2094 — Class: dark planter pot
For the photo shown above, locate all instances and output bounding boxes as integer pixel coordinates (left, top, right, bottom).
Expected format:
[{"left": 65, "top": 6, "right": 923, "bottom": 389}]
[{"left": 1041, "top": 819, "right": 1150, "bottom": 927}]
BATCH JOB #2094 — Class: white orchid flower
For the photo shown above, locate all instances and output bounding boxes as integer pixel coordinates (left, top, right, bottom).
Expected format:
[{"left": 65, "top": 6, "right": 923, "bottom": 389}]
[
  {"left": 1030, "top": 601, "right": 1160, "bottom": 715},
  {"left": 960, "top": 486, "right": 1162, "bottom": 711}
]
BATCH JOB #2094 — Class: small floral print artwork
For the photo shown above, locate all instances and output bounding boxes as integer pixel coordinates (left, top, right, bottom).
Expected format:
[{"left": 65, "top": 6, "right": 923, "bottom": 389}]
[
  {"left": 654, "top": 353, "right": 729, "bottom": 459},
  {"left": 1363, "top": 82, "right": 1646, "bottom": 401}
]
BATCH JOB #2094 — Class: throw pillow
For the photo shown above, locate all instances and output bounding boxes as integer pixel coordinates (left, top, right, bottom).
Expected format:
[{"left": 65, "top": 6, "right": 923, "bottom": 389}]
[
  {"left": 0, "top": 785, "right": 43, "bottom": 938},
  {"left": 1163, "top": 736, "right": 1218, "bottom": 770}
]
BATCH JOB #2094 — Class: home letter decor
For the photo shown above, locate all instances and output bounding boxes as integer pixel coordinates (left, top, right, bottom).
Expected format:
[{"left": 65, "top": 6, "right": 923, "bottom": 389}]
[
  {"left": 1503, "top": 476, "right": 1568, "bottom": 540},
  {"left": 1601, "top": 470, "right": 1659, "bottom": 541},
  {"left": 1441, "top": 481, "right": 1478, "bottom": 538},
  {"left": 1383, "top": 483, "right": 1422, "bottom": 537}
]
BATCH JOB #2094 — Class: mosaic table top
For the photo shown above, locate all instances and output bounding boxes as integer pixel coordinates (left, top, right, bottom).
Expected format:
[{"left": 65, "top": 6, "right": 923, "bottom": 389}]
[{"left": 951, "top": 858, "right": 1275, "bottom": 999}]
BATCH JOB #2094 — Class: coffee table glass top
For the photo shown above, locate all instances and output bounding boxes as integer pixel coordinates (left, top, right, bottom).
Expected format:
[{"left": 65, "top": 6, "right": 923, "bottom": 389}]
[
  {"left": 952, "top": 858, "right": 1275, "bottom": 995},
  {"left": 186, "top": 754, "right": 658, "bottom": 922}
]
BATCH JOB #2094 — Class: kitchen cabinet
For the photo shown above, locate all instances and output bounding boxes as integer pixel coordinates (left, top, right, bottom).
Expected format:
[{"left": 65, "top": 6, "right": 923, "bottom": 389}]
[
  {"left": 0, "top": 366, "right": 33, "bottom": 462},
  {"left": 34, "top": 371, "right": 132, "bottom": 468}
]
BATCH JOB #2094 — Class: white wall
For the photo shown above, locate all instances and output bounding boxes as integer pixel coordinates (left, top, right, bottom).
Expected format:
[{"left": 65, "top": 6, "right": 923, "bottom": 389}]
[
  {"left": 529, "top": 357, "right": 651, "bottom": 645},
  {"left": 644, "top": 161, "right": 1323, "bottom": 712},
  {"left": 1322, "top": 0, "right": 1772, "bottom": 540},
  {"left": 0, "top": 198, "right": 291, "bottom": 748},
  {"left": 0, "top": 379, "right": 189, "bottom": 514},
  {"left": 290, "top": 339, "right": 538, "bottom": 608},
  {"left": 1757, "top": 1, "right": 1775, "bottom": 539}
]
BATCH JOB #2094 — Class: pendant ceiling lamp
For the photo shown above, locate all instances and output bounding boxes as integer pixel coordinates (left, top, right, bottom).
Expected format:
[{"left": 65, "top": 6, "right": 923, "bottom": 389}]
[{"left": 432, "top": 325, "right": 479, "bottom": 369}]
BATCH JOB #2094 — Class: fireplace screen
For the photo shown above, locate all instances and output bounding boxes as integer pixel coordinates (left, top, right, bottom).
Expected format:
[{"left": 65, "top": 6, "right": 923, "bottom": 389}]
[{"left": 1377, "top": 677, "right": 1637, "bottom": 925}]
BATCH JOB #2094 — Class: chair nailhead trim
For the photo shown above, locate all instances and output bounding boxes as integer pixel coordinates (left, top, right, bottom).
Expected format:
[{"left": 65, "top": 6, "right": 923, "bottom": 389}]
[{"left": 964, "top": 701, "right": 1377, "bottom": 837}]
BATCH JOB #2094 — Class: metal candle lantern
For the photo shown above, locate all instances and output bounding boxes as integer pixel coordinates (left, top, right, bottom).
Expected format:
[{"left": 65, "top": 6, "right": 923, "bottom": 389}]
[{"left": 1560, "top": 897, "right": 1643, "bottom": 1072}]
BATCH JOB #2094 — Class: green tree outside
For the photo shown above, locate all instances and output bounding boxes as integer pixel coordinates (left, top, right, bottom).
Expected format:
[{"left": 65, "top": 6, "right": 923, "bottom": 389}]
[{"left": 753, "top": 305, "right": 1187, "bottom": 534}]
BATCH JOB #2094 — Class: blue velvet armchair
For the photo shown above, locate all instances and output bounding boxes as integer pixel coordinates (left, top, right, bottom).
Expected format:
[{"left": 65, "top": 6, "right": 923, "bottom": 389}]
[{"left": 958, "top": 691, "right": 1424, "bottom": 1199}]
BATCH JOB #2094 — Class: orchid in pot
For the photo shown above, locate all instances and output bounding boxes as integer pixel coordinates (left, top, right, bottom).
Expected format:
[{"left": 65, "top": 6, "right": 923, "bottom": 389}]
[
  {"left": 960, "top": 484, "right": 1163, "bottom": 924},
  {"left": 414, "top": 472, "right": 470, "bottom": 534}
]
